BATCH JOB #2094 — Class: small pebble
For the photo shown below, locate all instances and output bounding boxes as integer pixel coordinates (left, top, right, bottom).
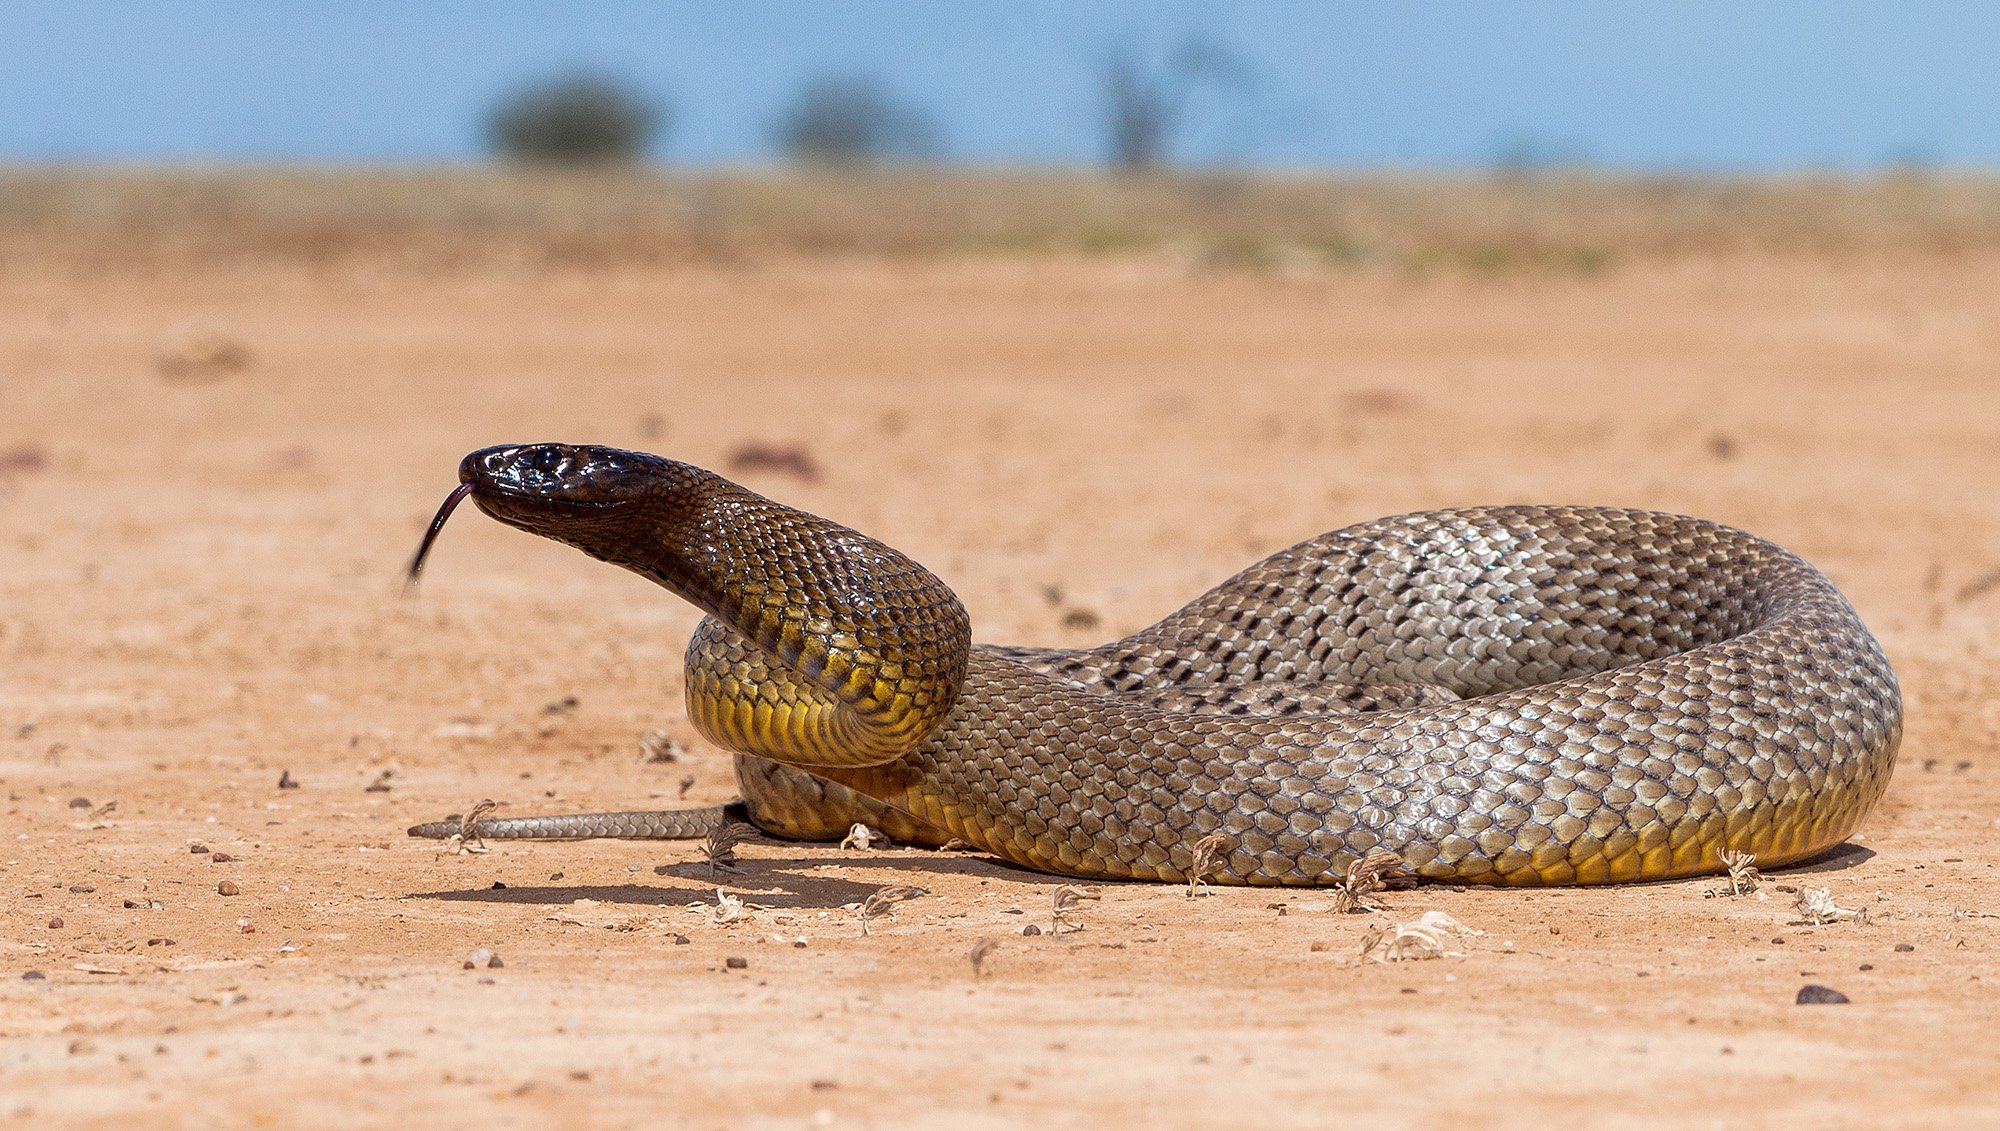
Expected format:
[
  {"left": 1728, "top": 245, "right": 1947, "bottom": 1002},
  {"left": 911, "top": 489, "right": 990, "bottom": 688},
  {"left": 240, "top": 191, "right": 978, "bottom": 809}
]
[
  {"left": 47, "top": 917, "right": 62, "bottom": 929},
  {"left": 1859, "top": 963, "right": 1874, "bottom": 971},
  {"left": 217, "top": 880, "right": 240, "bottom": 897},
  {"left": 21, "top": 971, "right": 45, "bottom": 981},
  {"left": 277, "top": 770, "right": 298, "bottom": 789},
  {"left": 236, "top": 918, "right": 254, "bottom": 933},
  {"left": 68, "top": 884, "right": 94, "bottom": 894},
  {"left": 466, "top": 948, "right": 496, "bottom": 970},
  {"left": 1022, "top": 924, "right": 1042, "bottom": 936},
  {"left": 548, "top": 872, "right": 564, "bottom": 882},
  {"left": 67, "top": 797, "right": 91, "bottom": 810},
  {"left": 1795, "top": 984, "right": 1850, "bottom": 1005},
  {"left": 725, "top": 956, "right": 748, "bottom": 970},
  {"left": 147, "top": 938, "right": 175, "bottom": 947},
  {"left": 490, "top": 881, "right": 507, "bottom": 890},
  {"left": 672, "top": 935, "right": 691, "bottom": 945},
  {"left": 189, "top": 844, "right": 209, "bottom": 854},
  {"left": 1894, "top": 943, "right": 1915, "bottom": 953},
  {"left": 210, "top": 853, "right": 234, "bottom": 863}
]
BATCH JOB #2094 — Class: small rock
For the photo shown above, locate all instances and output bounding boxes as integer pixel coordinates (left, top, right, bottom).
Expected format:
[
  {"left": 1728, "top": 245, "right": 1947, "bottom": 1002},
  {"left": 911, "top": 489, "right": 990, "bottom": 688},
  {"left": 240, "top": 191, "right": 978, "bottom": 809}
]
[
  {"left": 1796, "top": 984, "right": 1850, "bottom": 1005},
  {"left": 67, "top": 797, "right": 91, "bottom": 810},
  {"left": 123, "top": 898, "right": 163, "bottom": 910},
  {"left": 1894, "top": 943, "right": 1915, "bottom": 953},
  {"left": 672, "top": 934, "right": 691, "bottom": 945},
  {"left": 68, "top": 884, "right": 95, "bottom": 894},
  {"left": 217, "top": 880, "right": 240, "bottom": 897},
  {"left": 147, "top": 938, "right": 176, "bottom": 947},
  {"left": 543, "top": 695, "right": 580, "bottom": 715},
  {"left": 1859, "top": 963, "right": 1874, "bottom": 971},
  {"left": 549, "top": 872, "right": 564, "bottom": 882},
  {"left": 21, "top": 971, "right": 45, "bottom": 981},
  {"left": 210, "top": 852, "right": 235, "bottom": 863},
  {"left": 1022, "top": 924, "right": 1043, "bottom": 936},
  {"left": 490, "top": 881, "right": 508, "bottom": 890},
  {"left": 236, "top": 918, "right": 254, "bottom": 933},
  {"left": 487, "top": 955, "right": 504, "bottom": 969},
  {"left": 466, "top": 948, "right": 496, "bottom": 970},
  {"left": 47, "top": 917, "right": 62, "bottom": 929},
  {"left": 277, "top": 770, "right": 298, "bottom": 790},
  {"left": 189, "top": 844, "right": 210, "bottom": 854},
  {"left": 725, "top": 956, "right": 748, "bottom": 970}
]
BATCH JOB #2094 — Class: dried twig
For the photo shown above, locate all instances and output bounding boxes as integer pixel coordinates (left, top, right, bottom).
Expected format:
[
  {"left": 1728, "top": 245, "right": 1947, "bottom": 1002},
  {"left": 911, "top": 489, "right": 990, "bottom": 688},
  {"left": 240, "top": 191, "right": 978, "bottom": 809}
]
[
  {"left": 1794, "top": 886, "right": 1867, "bottom": 926},
  {"left": 858, "top": 886, "right": 927, "bottom": 936},
  {"left": 1332, "top": 850, "right": 1405, "bottom": 913},
  {"left": 1719, "top": 849, "right": 1762, "bottom": 896},
  {"left": 1051, "top": 885, "right": 1101, "bottom": 936},
  {"left": 1186, "top": 833, "right": 1233, "bottom": 897},
  {"left": 968, "top": 937, "right": 1000, "bottom": 977},
  {"left": 1358, "top": 911, "right": 1483, "bottom": 963},
  {"left": 704, "top": 821, "right": 753, "bottom": 876}
]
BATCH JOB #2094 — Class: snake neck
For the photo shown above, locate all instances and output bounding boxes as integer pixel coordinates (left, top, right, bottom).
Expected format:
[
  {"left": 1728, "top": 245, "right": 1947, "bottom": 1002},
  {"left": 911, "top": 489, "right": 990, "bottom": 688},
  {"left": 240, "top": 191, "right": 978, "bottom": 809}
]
[{"left": 461, "top": 446, "right": 972, "bottom": 768}]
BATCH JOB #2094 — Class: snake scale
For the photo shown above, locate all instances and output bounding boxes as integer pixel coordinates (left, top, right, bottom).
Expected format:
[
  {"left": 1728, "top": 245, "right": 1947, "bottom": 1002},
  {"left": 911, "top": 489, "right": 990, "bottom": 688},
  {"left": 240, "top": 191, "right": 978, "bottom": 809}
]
[{"left": 406, "top": 443, "right": 1901, "bottom": 887}]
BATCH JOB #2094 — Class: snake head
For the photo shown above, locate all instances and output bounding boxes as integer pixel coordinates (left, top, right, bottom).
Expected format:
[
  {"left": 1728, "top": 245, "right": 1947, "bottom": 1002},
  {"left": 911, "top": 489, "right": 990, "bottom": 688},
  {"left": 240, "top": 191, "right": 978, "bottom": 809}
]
[
  {"left": 461, "top": 443, "right": 679, "bottom": 514},
  {"left": 400, "top": 443, "right": 718, "bottom": 590}
]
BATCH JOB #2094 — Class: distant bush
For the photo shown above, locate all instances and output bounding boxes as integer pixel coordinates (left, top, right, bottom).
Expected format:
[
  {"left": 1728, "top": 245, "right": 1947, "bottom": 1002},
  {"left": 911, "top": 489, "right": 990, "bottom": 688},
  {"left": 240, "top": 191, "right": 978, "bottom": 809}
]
[
  {"left": 770, "top": 75, "right": 942, "bottom": 165},
  {"left": 489, "top": 74, "right": 666, "bottom": 165}
]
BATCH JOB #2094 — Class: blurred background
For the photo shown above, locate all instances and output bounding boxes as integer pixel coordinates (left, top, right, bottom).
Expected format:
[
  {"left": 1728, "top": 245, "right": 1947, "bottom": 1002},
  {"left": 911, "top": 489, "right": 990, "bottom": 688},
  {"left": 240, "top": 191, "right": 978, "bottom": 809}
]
[
  {"left": 4, "top": 1, "right": 1999, "bottom": 269},
  {"left": 6, "top": 1, "right": 1998, "bottom": 169}
]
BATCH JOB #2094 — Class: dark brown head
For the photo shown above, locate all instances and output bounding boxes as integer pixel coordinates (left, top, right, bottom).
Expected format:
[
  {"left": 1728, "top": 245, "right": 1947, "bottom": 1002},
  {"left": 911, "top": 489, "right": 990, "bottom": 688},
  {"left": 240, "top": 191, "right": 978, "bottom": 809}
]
[{"left": 406, "top": 443, "right": 718, "bottom": 591}]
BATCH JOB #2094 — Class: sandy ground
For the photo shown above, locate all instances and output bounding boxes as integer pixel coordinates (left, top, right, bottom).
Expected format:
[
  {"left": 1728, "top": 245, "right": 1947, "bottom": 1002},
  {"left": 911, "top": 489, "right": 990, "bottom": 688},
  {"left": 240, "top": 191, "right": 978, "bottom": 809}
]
[{"left": 2, "top": 249, "right": 1998, "bottom": 1129}]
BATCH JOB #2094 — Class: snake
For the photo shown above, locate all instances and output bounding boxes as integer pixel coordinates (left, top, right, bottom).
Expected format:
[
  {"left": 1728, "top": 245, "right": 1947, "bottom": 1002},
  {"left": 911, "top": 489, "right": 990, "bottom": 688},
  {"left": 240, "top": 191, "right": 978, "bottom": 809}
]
[{"left": 405, "top": 443, "right": 1901, "bottom": 887}]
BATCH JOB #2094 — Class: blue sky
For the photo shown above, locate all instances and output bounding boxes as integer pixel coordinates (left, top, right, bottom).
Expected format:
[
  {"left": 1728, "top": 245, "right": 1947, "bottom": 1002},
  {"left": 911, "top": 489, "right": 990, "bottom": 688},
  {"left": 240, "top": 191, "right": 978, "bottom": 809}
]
[{"left": 3, "top": 2, "right": 1996, "bottom": 169}]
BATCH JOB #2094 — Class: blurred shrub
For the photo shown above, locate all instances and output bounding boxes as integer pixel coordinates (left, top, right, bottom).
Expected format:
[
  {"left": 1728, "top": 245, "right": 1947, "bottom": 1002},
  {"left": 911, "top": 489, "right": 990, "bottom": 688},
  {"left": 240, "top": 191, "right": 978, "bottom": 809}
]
[
  {"left": 489, "top": 73, "right": 666, "bottom": 165},
  {"left": 770, "top": 75, "right": 942, "bottom": 165}
]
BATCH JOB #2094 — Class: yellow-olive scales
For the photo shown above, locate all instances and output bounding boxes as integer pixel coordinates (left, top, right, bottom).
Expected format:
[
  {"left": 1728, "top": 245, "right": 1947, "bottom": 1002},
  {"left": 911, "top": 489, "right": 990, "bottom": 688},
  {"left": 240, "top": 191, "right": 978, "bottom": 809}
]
[{"left": 407, "top": 444, "right": 1900, "bottom": 887}]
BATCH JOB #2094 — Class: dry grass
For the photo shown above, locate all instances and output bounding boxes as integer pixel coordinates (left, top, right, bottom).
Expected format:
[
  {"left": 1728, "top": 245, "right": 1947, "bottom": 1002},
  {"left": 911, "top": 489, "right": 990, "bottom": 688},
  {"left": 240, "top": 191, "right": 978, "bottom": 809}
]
[{"left": 7, "top": 166, "right": 2000, "bottom": 274}]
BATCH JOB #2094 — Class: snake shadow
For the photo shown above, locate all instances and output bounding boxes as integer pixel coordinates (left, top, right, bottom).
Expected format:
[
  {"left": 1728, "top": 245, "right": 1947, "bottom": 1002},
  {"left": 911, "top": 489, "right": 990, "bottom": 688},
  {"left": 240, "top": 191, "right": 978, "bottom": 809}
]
[
  {"left": 1769, "top": 841, "right": 1875, "bottom": 875},
  {"left": 408, "top": 847, "right": 1070, "bottom": 910}
]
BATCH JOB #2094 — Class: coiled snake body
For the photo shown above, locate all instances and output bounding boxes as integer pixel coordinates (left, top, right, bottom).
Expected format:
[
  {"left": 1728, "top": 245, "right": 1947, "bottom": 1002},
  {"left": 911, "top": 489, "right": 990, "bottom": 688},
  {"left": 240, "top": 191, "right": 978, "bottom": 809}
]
[{"left": 407, "top": 444, "right": 1900, "bottom": 887}]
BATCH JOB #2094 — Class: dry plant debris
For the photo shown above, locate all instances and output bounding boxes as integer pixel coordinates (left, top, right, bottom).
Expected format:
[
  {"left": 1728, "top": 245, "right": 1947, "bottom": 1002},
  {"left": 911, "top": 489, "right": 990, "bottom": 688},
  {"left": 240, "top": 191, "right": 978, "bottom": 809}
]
[
  {"left": 968, "top": 937, "right": 1000, "bottom": 977},
  {"left": 438, "top": 799, "right": 497, "bottom": 856},
  {"left": 1794, "top": 887, "right": 1867, "bottom": 926},
  {"left": 1359, "top": 911, "right": 1484, "bottom": 963},
  {"left": 858, "top": 886, "right": 927, "bottom": 936},
  {"left": 711, "top": 889, "right": 750, "bottom": 927},
  {"left": 1051, "top": 885, "right": 1101, "bottom": 936},
  {"left": 1185, "top": 833, "right": 1233, "bottom": 897},
  {"left": 1705, "top": 850, "right": 1762, "bottom": 897},
  {"left": 704, "top": 821, "right": 753, "bottom": 876},
  {"left": 839, "top": 823, "right": 888, "bottom": 851},
  {"left": 638, "top": 730, "right": 683, "bottom": 763},
  {"left": 1332, "top": 850, "right": 1406, "bottom": 914}
]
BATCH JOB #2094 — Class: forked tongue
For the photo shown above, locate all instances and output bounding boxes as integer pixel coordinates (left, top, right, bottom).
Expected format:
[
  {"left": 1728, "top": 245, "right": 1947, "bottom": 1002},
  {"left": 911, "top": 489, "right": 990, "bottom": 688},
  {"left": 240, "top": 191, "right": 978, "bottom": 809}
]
[{"left": 403, "top": 481, "right": 477, "bottom": 594}]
